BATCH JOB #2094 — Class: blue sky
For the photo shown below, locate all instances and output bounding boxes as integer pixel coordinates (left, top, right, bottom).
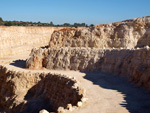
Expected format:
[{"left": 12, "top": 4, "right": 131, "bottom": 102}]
[{"left": 0, "top": 0, "right": 150, "bottom": 25}]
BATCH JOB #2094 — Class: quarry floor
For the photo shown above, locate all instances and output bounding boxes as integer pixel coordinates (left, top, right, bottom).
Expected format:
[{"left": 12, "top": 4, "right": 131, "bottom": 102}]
[{"left": 1, "top": 56, "right": 150, "bottom": 113}]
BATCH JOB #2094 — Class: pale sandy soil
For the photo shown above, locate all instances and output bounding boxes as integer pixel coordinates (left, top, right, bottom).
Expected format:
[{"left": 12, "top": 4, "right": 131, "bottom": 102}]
[{"left": 1, "top": 56, "right": 150, "bottom": 113}]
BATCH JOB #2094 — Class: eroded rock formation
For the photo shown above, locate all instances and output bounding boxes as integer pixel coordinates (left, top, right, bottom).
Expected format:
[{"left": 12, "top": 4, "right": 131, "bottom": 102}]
[
  {"left": 26, "top": 47, "right": 150, "bottom": 90},
  {"left": 0, "top": 65, "right": 85, "bottom": 113},
  {"left": 49, "top": 16, "right": 150, "bottom": 49}
]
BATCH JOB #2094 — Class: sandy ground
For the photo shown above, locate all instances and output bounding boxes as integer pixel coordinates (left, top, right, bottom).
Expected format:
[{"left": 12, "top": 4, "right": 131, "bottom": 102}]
[{"left": 1, "top": 56, "right": 150, "bottom": 113}]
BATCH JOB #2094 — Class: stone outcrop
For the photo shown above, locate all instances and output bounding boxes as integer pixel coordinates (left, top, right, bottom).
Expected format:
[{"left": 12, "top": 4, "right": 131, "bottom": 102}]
[
  {"left": 49, "top": 16, "right": 150, "bottom": 49},
  {"left": 26, "top": 47, "right": 150, "bottom": 90},
  {"left": 0, "top": 65, "right": 85, "bottom": 113}
]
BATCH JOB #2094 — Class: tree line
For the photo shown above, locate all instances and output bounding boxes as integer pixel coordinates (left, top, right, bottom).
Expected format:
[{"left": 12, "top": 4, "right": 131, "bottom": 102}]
[{"left": 0, "top": 17, "right": 94, "bottom": 27}]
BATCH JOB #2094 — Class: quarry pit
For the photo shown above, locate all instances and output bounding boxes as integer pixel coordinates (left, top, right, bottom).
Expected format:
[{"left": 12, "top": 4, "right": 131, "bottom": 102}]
[{"left": 0, "top": 16, "right": 150, "bottom": 113}]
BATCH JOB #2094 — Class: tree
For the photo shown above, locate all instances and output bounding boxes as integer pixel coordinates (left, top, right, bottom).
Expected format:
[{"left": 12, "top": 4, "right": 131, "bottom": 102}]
[
  {"left": 63, "top": 23, "right": 71, "bottom": 27},
  {"left": 4, "top": 21, "right": 12, "bottom": 26},
  {"left": 50, "top": 21, "right": 54, "bottom": 26},
  {"left": 0, "top": 17, "right": 3, "bottom": 25},
  {"left": 81, "top": 23, "right": 86, "bottom": 27},
  {"left": 90, "top": 24, "right": 94, "bottom": 27},
  {"left": 37, "top": 21, "right": 41, "bottom": 26},
  {"left": 85, "top": 24, "right": 88, "bottom": 27},
  {"left": 74, "top": 23, "right": 78, "bottom": 28},
  {"left": 0, "top": 17, "right": 3, "bottom": 22}
]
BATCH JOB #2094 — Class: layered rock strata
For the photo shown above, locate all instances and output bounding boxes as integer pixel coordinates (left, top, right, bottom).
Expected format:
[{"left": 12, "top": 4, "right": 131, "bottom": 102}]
[
  {"left": 49, "top": 16, "right": 150, "bottom": 49},
  {"left": 26, "top": 47, "right": 150, "bottom": 90},
  {"left": 0, "top": 16, "right": 149, "bottom": 58},
  {"left": 0, "top": 26, "right": 58, "bottom": 58},
  {"left": 0, "top": 65, "right": 85, "bottom": 113}
]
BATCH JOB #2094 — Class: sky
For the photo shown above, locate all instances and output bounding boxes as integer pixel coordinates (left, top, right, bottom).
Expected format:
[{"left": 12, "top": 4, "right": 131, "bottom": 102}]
[{"left": 0, "top": 0, "right": 150, "bottom": 25}]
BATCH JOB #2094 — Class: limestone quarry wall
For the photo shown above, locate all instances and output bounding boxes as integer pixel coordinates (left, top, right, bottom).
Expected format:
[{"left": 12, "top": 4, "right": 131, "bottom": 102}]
[
  {"left": 26, "top": 47, "right": 150, "bottom": 90},
  {"left": 0, "top": 17, "right": 149, "bottom": 58},
  {"left": 49, "top": 16, "right": 150, "bottom": 49},
  {"left": 0, "top": 26, "right": 58, "bottom": 58},
  {"left": 0, "top": 65, "right": 85, "bottom": 113}
]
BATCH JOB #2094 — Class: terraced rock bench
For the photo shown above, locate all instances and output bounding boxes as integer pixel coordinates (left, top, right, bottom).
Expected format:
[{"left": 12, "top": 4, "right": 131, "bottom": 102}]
[
  {"left": 0, "top": 65, "right": 86, "bottom": 113},
  {"left": 26, "top": 47, "right": 150, "bottom": 91}
]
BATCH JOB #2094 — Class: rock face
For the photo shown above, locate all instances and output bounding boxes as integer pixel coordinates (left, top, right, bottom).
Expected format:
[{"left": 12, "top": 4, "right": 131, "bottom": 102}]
[
  {"left": 0, "top": 65, "right": 85, "bottom": 113},
  {"left": 0, "top": 17, "right": 149, "bottom": 58},
  {"left": 26, "top": 47, "right": 150, "bottom": 90},
  {"left": 26, "top": 48, "right": 104, "bottom": 71},
  {"left": 0, "top": 26, "right": 60, "bottom": 58},
  {"left": 49, "top": 16, "right": 150, "bottom": 49}
]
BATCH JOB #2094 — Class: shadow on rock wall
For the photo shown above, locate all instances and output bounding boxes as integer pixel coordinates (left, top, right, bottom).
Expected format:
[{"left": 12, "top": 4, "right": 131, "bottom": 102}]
[
  {"left": 20, "top": 77, "right": 54, "bottom": 113},
  {"left": 10, "top": 60, "right": 26, "bottom": 68}
]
